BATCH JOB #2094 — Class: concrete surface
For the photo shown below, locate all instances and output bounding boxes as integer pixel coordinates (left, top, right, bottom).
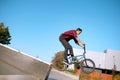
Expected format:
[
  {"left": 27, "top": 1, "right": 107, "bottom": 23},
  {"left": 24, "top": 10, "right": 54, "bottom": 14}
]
[
  {"left": 48, "top": 69, "right": 79, "bottom": 80},
  {"left": 0, "top": 44, "right": 51, "bottom": 80},
  {"left": 0, "top": 75, "right": 37, "bottom": 80}
]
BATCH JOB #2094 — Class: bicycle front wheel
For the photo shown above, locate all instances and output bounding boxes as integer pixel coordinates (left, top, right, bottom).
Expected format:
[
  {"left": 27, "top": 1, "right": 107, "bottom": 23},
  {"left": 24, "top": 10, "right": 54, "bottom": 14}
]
[
  {"left": 54, "top": 57, "right": 68, "bottom": 71},
  {"left": 80, "top": 59, "right": 95, "bottom": 74}
]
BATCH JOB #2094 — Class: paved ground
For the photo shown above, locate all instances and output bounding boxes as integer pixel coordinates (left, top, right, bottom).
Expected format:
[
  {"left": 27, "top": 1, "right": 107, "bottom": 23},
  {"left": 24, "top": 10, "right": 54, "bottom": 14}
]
[{"left": 48, "top": 69, "right": 79, "bottom": 80}]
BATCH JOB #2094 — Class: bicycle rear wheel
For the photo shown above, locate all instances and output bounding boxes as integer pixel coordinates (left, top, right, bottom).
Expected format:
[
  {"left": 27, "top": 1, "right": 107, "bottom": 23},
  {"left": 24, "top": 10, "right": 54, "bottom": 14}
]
[
  {"left": 80, "top": 59, "right": 95, "bottom": 74},
  {"left": 54, "top": 57, "right": 68, "bottom": 71}
]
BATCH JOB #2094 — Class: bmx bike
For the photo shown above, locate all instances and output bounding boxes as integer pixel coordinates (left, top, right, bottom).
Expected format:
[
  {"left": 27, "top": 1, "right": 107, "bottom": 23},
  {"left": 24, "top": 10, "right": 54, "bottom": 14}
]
[{"left": 55, "top": 45, "right": 95, "bottom": 74}]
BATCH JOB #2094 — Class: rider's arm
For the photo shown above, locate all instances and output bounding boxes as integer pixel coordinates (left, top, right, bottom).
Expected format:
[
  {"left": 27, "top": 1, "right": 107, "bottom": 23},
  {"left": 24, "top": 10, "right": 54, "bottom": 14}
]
[{"left": 76, "top": 37, "right": 85, "bottom": 48}]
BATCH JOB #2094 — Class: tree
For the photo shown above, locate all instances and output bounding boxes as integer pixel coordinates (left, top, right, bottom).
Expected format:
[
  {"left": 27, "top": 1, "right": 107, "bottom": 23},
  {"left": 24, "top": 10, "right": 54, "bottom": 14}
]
[
  {"left": 51, "top": 51, "right": 64, "bottom": 68},
  {"left": 0, "top": 22, "right": 11, "bottom": 44}
]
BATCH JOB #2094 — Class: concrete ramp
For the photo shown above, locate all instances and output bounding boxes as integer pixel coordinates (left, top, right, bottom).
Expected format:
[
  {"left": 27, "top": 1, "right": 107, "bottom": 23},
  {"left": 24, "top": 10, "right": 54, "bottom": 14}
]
[
  {"left": 0, "top": 44, "right": 51, "bottom": 80},
  {"left": 0, "top": 75, "right": 37, "bottom": 80}
]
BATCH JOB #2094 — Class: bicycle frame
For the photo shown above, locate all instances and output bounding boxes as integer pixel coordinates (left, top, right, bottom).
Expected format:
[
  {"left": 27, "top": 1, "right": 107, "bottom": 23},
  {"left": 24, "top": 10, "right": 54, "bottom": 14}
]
[
  {"left": 67, "top": 44, "right": 87, "bottom": 65},
  {"left": 67, "top": 53, "right": 86, "bottom": 64}
]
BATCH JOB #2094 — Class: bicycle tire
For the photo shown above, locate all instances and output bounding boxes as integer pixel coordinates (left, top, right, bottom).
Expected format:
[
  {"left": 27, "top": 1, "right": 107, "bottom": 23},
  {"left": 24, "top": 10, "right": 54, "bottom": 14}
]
[
  {"left": 54, "top": 57, "right": 68, "bottom": 71},
  {"left": 80, "top": 59, "right": 95, "bottom": 74}
]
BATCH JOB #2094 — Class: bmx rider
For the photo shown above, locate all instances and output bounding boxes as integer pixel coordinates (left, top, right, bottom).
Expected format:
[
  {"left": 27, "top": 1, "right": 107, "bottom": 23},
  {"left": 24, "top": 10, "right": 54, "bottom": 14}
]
[{"left": 59, "top": 28, "right": 85, "bottom": 63}]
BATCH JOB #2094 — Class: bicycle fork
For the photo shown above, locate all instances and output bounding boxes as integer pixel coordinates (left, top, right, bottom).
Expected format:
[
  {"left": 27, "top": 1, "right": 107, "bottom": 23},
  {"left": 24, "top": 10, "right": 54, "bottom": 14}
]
[
  {"left": 84, "top": 59, "right": 88, "bottom": 67},
  {"left": 83, "top": 55, "right": 89, "bottom": 67}
]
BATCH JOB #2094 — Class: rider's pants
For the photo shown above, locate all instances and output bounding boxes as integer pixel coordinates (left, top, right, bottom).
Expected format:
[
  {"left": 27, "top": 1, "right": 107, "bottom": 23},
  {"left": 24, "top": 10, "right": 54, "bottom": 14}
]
[{"left": 59, "top": 36, "right": 74, "bottom": 62}]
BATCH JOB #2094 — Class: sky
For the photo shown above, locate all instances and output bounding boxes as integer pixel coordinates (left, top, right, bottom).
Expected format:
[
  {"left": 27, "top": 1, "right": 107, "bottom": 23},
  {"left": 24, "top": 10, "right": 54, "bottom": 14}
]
[{"left": 0, "top": 0, "right": 120, "bottom": 63}]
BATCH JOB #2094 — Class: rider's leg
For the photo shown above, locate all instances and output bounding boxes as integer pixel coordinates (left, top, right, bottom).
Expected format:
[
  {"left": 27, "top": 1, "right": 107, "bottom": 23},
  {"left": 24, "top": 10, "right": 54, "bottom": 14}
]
[
  {"left": 68, "top": 45, "right": 74, "bottom": 57},
  {"left": 64, "top": 48, "right": 69, "bottom": 63},
  {"left": 59, "top": 37, "right": 70, "bottom": 63},
  {"left": 67, "top": 45, "right": 77, "bottom": 62},
  {"left": 59, "top": 36, "right": 75, "bottom": 62},
  {"left": 65, "top": 45, "right": 76, "bottom": 62}
]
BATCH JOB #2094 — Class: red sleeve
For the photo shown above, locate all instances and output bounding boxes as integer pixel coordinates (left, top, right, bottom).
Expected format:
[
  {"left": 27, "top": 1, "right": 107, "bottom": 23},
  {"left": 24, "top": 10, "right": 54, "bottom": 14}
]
[{"left": 73, "top": 31, "right": 78, "bottom": 43}]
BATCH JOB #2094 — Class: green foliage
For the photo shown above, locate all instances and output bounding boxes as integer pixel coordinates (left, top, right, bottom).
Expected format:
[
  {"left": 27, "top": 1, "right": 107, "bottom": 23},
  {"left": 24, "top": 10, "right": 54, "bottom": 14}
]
[
  {"left": 0, "top": 22, "right": 11, "bottom": 44},
  {"left": 51, "top": 51, "right": 64, "bottom": 68}
]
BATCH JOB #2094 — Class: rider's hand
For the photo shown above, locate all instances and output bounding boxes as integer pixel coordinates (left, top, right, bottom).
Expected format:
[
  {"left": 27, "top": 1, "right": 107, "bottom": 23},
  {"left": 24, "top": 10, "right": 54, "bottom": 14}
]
[
  {"left": 81, "top": 44, "right": 85, "bottom": 49},
  {"left": 77, "top": 42, "right": 85, "bottom": 48}
]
